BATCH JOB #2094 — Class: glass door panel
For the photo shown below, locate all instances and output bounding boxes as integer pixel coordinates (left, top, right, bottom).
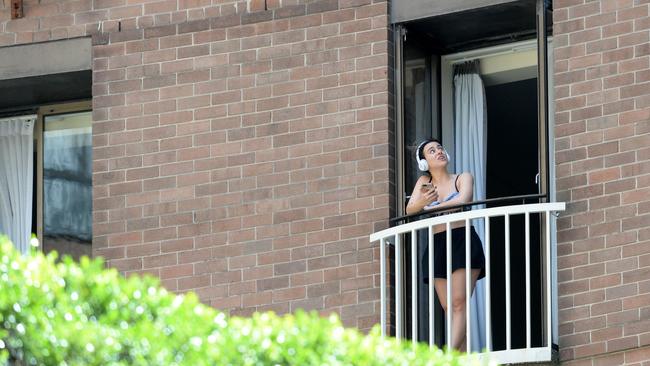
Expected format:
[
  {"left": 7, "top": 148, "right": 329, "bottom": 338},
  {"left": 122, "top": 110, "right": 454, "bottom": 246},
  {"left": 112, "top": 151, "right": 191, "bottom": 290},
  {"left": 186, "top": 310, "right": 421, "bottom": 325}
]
[{"left": 42, "top": 111, "right": 92, "bottom": 259}]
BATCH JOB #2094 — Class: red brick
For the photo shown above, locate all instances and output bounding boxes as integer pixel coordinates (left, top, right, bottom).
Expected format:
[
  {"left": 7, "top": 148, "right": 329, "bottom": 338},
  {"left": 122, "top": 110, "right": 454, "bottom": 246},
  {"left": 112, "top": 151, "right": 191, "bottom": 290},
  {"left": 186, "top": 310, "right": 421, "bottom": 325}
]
[{"left": 28, "top": 0, "right": 650, "bottom": 358}]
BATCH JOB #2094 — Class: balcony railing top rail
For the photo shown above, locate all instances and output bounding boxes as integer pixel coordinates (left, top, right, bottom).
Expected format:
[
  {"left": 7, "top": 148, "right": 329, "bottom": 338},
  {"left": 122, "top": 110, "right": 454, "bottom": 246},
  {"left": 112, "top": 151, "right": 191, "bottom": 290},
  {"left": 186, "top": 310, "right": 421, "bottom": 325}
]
[
  {"left": 390, "top": 193, "right": 547, "bottom": 226},
  {"left": 372, "top": 201, "right": 563, "bottom": 243}
]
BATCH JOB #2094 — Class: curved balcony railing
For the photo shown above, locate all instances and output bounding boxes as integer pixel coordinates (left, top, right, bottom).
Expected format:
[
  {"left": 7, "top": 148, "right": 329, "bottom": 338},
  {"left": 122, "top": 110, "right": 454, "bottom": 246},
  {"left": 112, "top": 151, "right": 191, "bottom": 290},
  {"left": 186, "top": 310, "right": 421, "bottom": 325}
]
[{"left": 370, "top": 202, "right": 566, "bottom": 365}]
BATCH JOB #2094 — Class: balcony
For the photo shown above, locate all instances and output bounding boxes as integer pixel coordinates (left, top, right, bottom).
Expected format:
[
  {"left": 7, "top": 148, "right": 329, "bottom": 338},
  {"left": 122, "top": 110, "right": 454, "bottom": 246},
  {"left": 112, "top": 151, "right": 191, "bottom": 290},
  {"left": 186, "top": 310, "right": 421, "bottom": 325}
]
[{"left": 370, "top": 201, "right": 566, "bottom": 364}]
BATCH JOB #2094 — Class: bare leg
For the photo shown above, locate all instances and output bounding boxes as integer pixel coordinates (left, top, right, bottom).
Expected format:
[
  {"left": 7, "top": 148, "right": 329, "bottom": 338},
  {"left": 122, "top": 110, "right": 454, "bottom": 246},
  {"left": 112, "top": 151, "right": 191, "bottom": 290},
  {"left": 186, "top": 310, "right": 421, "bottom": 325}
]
[{"left": 434, "top": 269, "right": 481, "bottom": 352}]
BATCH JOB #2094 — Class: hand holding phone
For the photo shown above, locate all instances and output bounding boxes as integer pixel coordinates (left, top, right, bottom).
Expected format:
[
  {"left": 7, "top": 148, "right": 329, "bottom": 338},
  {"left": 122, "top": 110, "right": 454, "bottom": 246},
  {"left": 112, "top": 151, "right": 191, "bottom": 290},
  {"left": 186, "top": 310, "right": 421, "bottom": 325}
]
[{"left": 421, "top": 182, "right": 438, "bottom": 206}]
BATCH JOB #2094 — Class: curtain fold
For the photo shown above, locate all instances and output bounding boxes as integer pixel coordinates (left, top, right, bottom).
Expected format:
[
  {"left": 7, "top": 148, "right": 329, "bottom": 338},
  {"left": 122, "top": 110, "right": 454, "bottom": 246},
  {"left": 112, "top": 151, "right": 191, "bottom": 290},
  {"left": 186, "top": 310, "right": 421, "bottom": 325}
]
[
  {"left": 0, "top": 115, "right": 36, "bottom": 254},
  {"left": 453, "top": 61, "right": 488, "bottom": 352}
]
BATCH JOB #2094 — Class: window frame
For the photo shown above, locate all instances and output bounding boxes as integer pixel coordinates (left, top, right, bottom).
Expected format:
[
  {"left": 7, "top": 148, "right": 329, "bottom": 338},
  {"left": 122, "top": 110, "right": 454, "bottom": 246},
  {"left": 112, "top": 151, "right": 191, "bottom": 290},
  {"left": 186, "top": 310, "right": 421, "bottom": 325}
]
[
  {"left": 391, "top": 0, "right": 559, "bottom": 351},
  {"left": 35, "top": 100, "right": 92, "bottom": 248}
]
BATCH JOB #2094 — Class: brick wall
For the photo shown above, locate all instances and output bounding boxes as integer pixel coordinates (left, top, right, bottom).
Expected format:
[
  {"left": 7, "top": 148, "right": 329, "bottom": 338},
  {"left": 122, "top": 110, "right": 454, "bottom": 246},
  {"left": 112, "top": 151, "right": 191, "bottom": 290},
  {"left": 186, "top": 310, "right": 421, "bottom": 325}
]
[
  {"left": 13, "top": 0, "right": 650, "bottom": 359},
  {"left": 87, "top": 0, "right": 391, "bottom": 331},
  {"left": 554, "top": 0, "right": 650, "bottom": 364},
  {"left": 0, "top": 0, "right": 248, "bottom": 46},
  {"left": 0, "top": 0, "right": 357, "bottom": 47},
  {"left": 1, "top": 0, "right": 391, "bottom": 331}
]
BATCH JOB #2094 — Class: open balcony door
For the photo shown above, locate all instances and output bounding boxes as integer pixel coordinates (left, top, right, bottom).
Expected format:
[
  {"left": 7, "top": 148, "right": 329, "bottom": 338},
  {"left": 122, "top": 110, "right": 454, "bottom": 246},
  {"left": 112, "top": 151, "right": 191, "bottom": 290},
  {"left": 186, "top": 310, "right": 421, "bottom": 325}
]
[{"left": 438, "top": 6, "right": 554, "bottom": 356}]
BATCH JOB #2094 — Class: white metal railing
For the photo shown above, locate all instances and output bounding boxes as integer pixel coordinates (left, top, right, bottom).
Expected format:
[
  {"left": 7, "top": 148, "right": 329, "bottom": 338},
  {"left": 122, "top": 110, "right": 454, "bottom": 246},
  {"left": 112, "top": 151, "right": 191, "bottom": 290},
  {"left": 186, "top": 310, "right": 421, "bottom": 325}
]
[{"left": 370, "top": 202, "right": 565, "bottom": 365}]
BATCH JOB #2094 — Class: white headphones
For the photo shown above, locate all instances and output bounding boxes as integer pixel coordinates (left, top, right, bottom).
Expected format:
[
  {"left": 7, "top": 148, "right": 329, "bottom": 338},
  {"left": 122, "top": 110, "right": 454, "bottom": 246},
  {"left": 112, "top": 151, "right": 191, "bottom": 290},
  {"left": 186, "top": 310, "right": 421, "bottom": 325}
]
[{"left": 416, "top": 140, "right": 450, "bottom": 172}]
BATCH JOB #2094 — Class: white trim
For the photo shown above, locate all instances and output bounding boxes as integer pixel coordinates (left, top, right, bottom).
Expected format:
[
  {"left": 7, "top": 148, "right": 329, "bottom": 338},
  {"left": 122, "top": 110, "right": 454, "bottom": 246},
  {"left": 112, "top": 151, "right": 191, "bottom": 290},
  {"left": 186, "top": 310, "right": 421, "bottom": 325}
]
[
  {"left": 473, "top": 347, "right": 553, "bottom": 365},
  {"left": 370, "top": 202, "right": 565, "bottom": 242},
  {"left": 411, "top": 231, "right": 418, "bottom": 344},
  {"left": 395, "top": 234, "right": 403, "bottom": 339}
]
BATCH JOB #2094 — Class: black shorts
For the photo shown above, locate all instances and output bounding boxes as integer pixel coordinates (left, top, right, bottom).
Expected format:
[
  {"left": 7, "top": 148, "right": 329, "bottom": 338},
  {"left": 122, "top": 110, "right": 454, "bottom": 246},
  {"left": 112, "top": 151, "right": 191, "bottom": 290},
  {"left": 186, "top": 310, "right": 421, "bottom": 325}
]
[{"left": 422, "top": 226, "right": 486, "bottom": 282}]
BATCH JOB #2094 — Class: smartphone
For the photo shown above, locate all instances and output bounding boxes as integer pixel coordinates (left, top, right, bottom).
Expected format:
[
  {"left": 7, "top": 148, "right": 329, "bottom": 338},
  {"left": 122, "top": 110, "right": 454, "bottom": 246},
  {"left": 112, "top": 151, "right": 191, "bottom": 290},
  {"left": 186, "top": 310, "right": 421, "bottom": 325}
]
[{"left": 421, "top": 183, "right": 434, "bottom": 190}]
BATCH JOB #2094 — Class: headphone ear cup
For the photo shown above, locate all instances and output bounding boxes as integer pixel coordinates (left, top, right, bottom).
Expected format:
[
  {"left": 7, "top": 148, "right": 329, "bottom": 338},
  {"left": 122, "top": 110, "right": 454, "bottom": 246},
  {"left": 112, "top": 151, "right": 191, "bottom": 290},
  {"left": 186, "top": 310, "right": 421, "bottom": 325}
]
[
  {"left": 416, "top": 141, "right": 428, "bottom": 171},
  {"left": 418, "top": 158, "right": 429, "bottom": 171}
]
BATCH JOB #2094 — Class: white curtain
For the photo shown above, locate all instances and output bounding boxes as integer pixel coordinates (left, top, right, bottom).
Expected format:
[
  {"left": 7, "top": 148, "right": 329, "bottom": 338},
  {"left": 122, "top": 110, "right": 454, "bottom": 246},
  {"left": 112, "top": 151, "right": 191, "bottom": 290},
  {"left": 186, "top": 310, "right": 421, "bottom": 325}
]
[
  {"left": 453, "top": 61, "right": 487, "bottom": 352},
  {"left": 0, "top": 115, "right": 36, "bottom": 254}
]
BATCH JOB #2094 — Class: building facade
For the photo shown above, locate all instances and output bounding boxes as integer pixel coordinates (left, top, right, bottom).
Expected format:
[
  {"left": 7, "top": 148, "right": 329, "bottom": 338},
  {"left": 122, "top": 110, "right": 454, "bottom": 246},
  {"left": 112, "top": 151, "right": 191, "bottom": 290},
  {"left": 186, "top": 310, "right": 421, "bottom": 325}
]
[{"left": 0, "top": 0, "right": 649, "bottom": 364}]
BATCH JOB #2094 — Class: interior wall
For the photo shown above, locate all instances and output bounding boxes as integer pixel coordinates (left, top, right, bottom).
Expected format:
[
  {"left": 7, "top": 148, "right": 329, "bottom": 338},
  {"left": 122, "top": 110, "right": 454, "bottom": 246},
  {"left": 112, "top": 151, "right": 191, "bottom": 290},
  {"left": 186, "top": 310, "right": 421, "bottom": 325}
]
[
  {"left": 485, "top": 78, "right": 539, "bottom": 198},
  {"left": 480, "top": 49, "right": 537, "bottom": 86}
]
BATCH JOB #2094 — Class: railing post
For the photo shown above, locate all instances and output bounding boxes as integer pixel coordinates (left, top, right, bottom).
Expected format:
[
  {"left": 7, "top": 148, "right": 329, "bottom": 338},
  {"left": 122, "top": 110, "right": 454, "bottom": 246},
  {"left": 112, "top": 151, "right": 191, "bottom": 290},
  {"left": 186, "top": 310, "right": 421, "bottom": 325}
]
[
  {"left": 525, "top": 212, "right": 531, "bottom": 349},
  {"left": 505, "top": 214, "right": 511, "bottom": 350},
  {"left": 380, "top": 237, "right": 386, "bottom": 337},
  {"left": 465, "top": 219, "right": 471, "bottom": 351},
  {"left": 485, "top": 217, "right": 492, "bottom": 352},
  {"left": 546, "top": 211, "right": 552, "bottom": 348},
  {"left": 446, "top": 222, "right": 452, "bottom": 350},
  {"left": 396, "top": 234, "right": 403, "bottom": 340},
  {"left": 428, "top": 226, "right": 434, "bottom": 348},
  {"left": 411, "top": 230, "right": 418, "bottom": 344}
]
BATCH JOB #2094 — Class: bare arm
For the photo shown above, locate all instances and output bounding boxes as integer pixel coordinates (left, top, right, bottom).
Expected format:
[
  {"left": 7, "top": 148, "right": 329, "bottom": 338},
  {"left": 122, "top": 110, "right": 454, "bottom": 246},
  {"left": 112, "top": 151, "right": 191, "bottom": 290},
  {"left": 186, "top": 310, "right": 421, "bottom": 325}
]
[{"left": 405, "top": 176, "right": 439, "bottom": 215}]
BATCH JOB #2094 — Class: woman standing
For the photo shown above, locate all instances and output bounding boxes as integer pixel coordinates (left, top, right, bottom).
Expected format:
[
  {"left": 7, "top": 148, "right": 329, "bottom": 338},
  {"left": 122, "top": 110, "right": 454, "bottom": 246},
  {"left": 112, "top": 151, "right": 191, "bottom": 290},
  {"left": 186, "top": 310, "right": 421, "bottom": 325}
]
[{"left": 406, "top": 138, "right": 486, "bottom": 351}]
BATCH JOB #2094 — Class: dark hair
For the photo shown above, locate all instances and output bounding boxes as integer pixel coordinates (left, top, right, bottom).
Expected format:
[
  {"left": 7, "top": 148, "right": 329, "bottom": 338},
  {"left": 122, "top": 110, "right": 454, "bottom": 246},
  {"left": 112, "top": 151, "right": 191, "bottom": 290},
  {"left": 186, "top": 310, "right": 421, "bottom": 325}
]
[
  {"left": 416, "top": 138, "right": 442, "bottom": 162},
  {"left": 416, "top": 138, "right": 442, "bottom": 178}
]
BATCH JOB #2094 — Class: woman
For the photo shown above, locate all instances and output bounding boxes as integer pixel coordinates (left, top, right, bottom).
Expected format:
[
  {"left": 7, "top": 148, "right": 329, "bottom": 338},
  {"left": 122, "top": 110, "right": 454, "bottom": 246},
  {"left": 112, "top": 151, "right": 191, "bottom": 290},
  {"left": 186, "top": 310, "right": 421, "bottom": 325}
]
[{"left": 406, "top": 138, "right": 485, "bottom": 352}]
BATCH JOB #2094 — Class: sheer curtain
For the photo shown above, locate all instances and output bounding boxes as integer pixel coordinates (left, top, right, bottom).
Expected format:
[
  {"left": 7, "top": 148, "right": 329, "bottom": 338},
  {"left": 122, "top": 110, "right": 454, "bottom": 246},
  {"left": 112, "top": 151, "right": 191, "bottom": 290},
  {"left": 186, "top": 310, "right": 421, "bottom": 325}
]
[
  {"left": 453, "top": 61, "right": 487, "bottom": 352},
  {"left": 0, "top": 115, "right": 36, "bottom": 254}
]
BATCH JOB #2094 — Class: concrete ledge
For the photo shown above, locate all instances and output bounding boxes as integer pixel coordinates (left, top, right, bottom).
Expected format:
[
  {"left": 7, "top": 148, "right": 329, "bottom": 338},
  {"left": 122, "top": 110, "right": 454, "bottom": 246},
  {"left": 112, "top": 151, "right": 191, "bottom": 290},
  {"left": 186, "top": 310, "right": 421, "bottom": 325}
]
[
  {"left": 391, "top": 0, "right": 523, "bottom": 24},
  {"left": 0, "top": 37, "right": 92, "bottom": 80}
]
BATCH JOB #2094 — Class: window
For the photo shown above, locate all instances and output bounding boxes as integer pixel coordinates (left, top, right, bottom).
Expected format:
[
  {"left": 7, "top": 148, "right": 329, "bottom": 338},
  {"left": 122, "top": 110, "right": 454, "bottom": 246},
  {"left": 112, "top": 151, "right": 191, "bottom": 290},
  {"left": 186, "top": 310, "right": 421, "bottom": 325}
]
[{"left": 35, "top": 102, "right": 93, "bottom": 260}]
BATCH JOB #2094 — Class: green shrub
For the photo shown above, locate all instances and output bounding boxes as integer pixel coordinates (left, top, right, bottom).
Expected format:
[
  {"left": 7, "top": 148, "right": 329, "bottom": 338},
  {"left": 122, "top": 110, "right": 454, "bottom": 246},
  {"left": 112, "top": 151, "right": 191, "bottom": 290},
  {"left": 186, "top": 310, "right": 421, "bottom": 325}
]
[{"left": 0, "top": 236, "right": 486, "bottom": 365}]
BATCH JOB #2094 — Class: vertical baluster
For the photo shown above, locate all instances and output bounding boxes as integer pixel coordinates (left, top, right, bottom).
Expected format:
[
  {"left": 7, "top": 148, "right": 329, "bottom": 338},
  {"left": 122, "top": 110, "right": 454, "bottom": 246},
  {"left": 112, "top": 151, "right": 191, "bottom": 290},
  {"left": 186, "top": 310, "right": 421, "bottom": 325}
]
[
  {"left": 396, "top": 234, "right": 402, "bottom": 340},
  {"left": 411, "top": 230, "right": 418, "bottom": 344},
  {"left": 485, "top": 217, "right": 492, "bottom": 351},
  {"left": 505, "top": 214, "right": 511, "bottom": 350},
  {"left": 546, "top": 211, "right": 552, "bottom": 348},
  {"left": 446, "top": 222, "right": 452, "bottom": 350},
  {"left": 429, "top": 225, "right": 434, "bottom": 348},
  {"left": 465, "top": 219, "right": 471, "bottom": 351},
  {"left": 525, "top": 212, "right": 531, "bottom": 349},
  {"left": 380, "top": 237, "right": 386, "bottom": 337}
]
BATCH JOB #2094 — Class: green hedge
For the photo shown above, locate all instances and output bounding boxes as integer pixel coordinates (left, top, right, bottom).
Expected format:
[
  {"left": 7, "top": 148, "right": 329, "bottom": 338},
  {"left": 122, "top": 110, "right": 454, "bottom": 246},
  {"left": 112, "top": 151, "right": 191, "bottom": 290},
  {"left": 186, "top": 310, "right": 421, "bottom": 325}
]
[{"left": 0, "top": 237, "right": 484, "bottom": 365}]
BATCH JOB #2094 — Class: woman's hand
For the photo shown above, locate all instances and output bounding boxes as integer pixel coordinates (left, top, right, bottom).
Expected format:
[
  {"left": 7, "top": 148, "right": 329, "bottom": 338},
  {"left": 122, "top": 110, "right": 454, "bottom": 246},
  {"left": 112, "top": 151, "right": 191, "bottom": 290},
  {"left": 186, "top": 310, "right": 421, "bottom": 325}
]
[
  {"left": 420, "top": 185, "right": 439, "bottom": 207},
  {"left": 406, "top": 181, "right": 439, "bottom": 215}
]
